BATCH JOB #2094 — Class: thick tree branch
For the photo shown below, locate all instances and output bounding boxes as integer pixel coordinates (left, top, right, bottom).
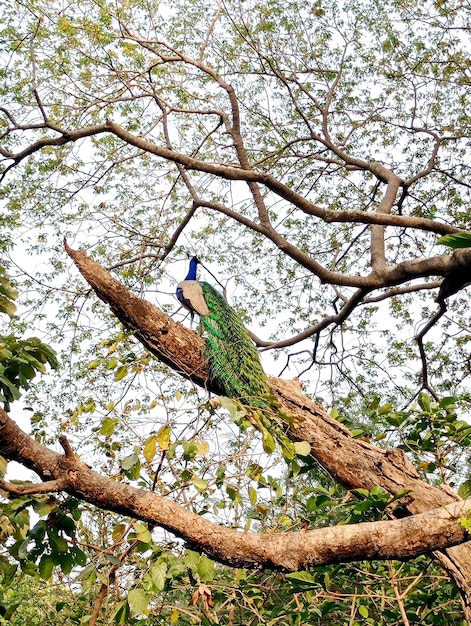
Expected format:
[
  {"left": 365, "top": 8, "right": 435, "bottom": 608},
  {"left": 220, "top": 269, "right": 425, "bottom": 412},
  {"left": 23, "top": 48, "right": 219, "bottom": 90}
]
[
  {"left": 0, "top": 408, "right": 468, "bottom": 571},
  {"left": 0, "top": 117, "right": 464, "bottom": 236},
  {"left": 63, "top": 239, "right": 210, "bottom": 389},
  {"left": 0, "top": 478, "right": 68, "bottom": 495},
  {"left": 62, "top": 243, "right": 454, "bottom": 506},
  {"left": 369, "top": 164, "right": 403, "bottom": 274},
  {"left": 62, "top": 241, "right": 471, "bottom": 615}
]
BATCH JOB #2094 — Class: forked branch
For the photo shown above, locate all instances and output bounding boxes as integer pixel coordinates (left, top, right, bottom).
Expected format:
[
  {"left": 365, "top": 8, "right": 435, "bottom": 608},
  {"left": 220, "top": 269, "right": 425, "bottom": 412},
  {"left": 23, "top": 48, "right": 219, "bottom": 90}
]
[{"left": 0, "top": 407, "right": 468, "bottom": 571}]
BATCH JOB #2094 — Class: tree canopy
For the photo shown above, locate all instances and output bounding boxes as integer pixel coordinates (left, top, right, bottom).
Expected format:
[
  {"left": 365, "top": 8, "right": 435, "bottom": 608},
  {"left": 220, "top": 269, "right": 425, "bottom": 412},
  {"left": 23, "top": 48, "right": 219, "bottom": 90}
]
[{"left": 1, "top": 0, "right": 471, "bottom": 623}]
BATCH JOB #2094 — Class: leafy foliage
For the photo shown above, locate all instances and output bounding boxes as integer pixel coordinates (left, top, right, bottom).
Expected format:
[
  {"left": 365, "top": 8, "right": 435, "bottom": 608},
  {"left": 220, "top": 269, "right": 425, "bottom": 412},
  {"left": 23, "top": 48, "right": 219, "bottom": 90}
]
[
  {"left": 0, "top": 268, "right": 18, "bottom": 318},
  {"left": 0, "top": 267, "right": 58, "bottom": 409},
  {"left": 438, "top": 233, "right": 471, "bottom": 249},
  {"left": 0, "top": 0, "right": 471, "bottom": 622},
  {"left": 0, "top": 335, "right": 58, "bottom": 409}
]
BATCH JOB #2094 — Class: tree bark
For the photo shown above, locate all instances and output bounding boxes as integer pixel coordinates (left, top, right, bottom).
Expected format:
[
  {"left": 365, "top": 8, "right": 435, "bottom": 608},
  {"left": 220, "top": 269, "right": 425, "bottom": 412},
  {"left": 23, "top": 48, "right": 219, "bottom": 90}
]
[
  {"left": 13, "top": 242, "right": 460, "bottom": 620},
  {"left": 0, "top": 408, "right": 469, "bottom": 570}
]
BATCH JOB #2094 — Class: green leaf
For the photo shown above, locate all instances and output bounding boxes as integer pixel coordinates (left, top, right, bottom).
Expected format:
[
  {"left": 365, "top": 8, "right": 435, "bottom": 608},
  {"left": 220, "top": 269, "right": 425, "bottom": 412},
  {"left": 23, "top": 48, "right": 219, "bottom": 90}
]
[
  {"left": 127, "top": 588, "right": 149, "bottom": 616},
  {"left": 261, "top": 428, "right": 276, "bottom": 454},
  {"left": 75, "top": 563, "right": 96, "bottom": 582},
  {"left": 17, "top": 539, "right": 30, "bottom": 560},
  {"left": 99, "top": 417, "right": 118, "bottom": 436},
  {"left": 113, "top": 600, "right": 130, "bottom": 624},
  {"left": 182, "top": 441, "right": 198, "bottom": 461},
  {"left": 418, "top": 392, "right": 431, "bottom": 412},
  {"left": 378, "top": 403, "right": 393, "bottom": 415},
  {"left": 156, "top": 425, "right": 171, "bottom": 451},
  {"left": 47, "top": 530, "right": 68, "bottom": 553},
  {"left": 72, "top": 547, "right": 87, "bottom": 566},
  {"left": 184, "top": 550, "right": 200, "bottom": 568},
  {"left": 294, "top": 441, "right": 311, "bottom": 456},
  {"left": 4, "top": 602, "right": 21, "bottom": 620},
  {"left": 439, "top": 396, "right": 458, "bottom": 409},
  {"left": 121, "top": 453, "right": 140, "bottom": 470},
  {"left": 286, "top": 571, "right": 316, "bottom": 586},
  {"left": 148, "top": 561, "right": 167, "bottom": 591},
  {"left": 218, "top": 396, "right": 240, "bottom": 414},
  {"left": 112, "top": 523, "right": 127, "bottom": 542},
  {"left": 56, "top": 514, "right": 76, "bottom": 537},
  {"left": 438, "top": 233, "right": 471, "bottom": 249},
  {"left": 143, "top": 435, "right": 157, "bottom": 462},
  {"left": 0, "top": 268, "right": 18, "bottom": 301},
  {"left": 458, "top": 480, "right": 471, "bottom": 499},
  {"left": 198, "top": 555, "right": 215, "bottom": 582},
  {"left": 57, "top": 552, "right": 74, "bottom": 575},
  {"left": 132, "top": 522, "right": 152, "bottom": 544},
  {"left": 0, "top": 295, "right": 16, "bottom": 318},
  {"left": 105, "top": 356, "right": 118, "bottom": 370},
  {"left": 192, "top": 475, "right": 209, "bottom": 493},
  {"left": 280, "top": 439, "right": 296, "bottom": 461},
  {"left": 0, "top": 269, "right": 17, "bottom": 318},
  {"left": 306, "top": 495, "right": 318, "bottom": 513},
  {"left": 0, "top": 563, "right": 17, "bottom": 586},
  {"left": 291, "top": 459, "right": 301, "bottom": 477},
  {"left": 114, "top": 365, "right": 128, "bottom": 381}
]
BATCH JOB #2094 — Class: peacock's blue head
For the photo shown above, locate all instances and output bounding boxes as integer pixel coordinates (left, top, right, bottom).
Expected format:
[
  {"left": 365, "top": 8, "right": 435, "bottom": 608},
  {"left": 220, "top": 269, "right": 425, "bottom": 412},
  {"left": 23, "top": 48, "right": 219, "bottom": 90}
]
[{"left": 185, "top": 256, "right": 201, "bottom": 281}]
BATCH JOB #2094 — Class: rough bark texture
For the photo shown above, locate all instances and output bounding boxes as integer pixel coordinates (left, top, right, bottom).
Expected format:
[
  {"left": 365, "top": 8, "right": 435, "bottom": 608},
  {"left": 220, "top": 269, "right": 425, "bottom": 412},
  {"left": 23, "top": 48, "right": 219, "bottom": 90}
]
[
  {"left": 61, "top": 243, "right": 471, "bottom": 620},
  {"left": 0, "top": 407, "right": 469, "bottom": 571},
  {"left": 0, "top": 241, "right": 466, "bottom": 618},
  {"left": 62, "top": 244, "right": 458, "bottom": 508}
]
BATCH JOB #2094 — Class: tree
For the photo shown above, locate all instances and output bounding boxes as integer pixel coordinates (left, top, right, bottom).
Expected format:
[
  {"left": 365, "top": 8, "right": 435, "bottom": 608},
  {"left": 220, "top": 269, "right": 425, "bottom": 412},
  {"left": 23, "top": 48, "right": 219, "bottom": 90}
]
[{"left": 1, "top": 0, "right": 471, "bottom": 622}]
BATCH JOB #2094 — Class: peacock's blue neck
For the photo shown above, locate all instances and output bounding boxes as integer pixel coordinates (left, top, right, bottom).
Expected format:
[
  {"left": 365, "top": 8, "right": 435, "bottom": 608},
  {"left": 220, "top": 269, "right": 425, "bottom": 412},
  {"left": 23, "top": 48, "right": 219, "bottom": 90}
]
[{"left": 185, "top": 257, "right": 199, "bottom": 281}]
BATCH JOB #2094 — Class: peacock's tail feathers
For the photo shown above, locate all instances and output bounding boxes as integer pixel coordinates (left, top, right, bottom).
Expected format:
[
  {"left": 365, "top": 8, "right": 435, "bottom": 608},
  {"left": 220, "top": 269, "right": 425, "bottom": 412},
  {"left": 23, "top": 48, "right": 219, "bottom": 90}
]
[{"left": 199, "top": 282, "right": 269, "bottom": 407}]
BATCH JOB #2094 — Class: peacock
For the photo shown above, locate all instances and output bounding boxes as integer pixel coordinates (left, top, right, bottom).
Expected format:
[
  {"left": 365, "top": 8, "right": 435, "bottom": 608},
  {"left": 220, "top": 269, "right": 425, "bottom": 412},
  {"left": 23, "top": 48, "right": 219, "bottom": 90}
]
[{"left": 177, "top": 257, "right": 270, "bottom": 407}]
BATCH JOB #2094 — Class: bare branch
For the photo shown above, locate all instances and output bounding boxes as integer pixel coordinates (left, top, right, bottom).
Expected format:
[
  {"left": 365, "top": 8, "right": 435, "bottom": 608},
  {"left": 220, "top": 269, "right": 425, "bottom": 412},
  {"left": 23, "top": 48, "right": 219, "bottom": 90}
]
[
  {"left": 363, "top": 282, "right": 442, "bottom": 304},
  {"left": 369, "top": 164, "right": 404, "bottom": 274},
  {"left": 256, "top": 288, "right": 368, "bottom": 349},
  {"left": 415, "top": 305, "right": 447, "bottom": 401},
  {"left": 59, "top": 434, "right": 77, "bottom": 459},
  {"left": 0, "top": 114, "right": 463, "bottom": 236},
  {"left": 0, "top": 478, "right": 68, "bottom": 495}
]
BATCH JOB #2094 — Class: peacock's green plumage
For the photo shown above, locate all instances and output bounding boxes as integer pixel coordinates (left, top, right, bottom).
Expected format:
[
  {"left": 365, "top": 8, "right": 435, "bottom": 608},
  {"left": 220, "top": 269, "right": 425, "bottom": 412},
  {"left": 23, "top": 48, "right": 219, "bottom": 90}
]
[
  {"left": 199, "top": 281, "right": 270, "bottom": 407},
  {"left": 176, "top": 257, "right": 270, "bottom": 407}
]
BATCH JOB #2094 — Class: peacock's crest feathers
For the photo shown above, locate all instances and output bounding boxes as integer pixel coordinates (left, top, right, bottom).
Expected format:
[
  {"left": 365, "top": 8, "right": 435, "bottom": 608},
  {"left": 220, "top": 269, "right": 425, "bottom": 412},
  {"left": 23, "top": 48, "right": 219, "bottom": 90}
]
[{"left": 199, "top": 282, "right": 269, "bottom": 407}]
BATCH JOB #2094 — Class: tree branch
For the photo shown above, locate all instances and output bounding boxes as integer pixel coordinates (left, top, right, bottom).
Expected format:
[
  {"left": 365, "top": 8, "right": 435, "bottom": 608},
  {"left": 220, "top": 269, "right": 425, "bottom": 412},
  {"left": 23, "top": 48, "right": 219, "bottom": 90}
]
[
  {"left": 0, "top": 116, "right": 464, "bottom": 236},
  {"left": 0, "top": 478, "right": 68, "bottom": 495},
  {"left": 64, "top": 242, "right": 459, "bottom": 511},
  {"left": 0, "top": 408, "right": 468, "bottom": 571}
]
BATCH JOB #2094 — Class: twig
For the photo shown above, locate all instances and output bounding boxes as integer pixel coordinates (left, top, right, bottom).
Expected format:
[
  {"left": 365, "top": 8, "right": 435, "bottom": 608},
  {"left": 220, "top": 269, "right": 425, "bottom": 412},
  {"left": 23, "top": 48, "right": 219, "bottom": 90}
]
[
  {"left": 0, "top": 478, "right": 68, "bottom": 495},
  {"left": 59, "top": 435, "right": 76, "bottom": 459},
  {"left": 415, "top": 304, "right": 446, "bottom": 401},
  {"left": 387, "top": 561, "right": 411, "bottom": 626},
  {"left": 89, "top": 539, "right": 140, "bottom": 626},
  {"left": 152, "top": 449, "right": 168, "bottom": 491}
]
